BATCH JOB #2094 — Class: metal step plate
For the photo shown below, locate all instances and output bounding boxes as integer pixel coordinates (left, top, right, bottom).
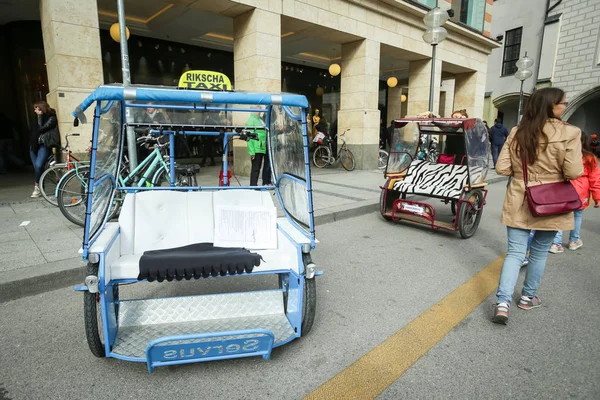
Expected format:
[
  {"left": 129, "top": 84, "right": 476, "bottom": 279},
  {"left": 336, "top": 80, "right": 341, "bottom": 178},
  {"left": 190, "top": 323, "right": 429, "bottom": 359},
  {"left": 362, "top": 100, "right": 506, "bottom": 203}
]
[{"left": 112, "top": 290, "right": 295, "bottom": 359}]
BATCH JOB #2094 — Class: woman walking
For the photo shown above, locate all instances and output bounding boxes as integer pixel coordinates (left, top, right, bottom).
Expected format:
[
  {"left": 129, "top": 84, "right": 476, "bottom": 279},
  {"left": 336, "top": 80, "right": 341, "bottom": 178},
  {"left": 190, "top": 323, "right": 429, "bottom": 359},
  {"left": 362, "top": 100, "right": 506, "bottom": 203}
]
[
  {"left": 492, "top": 87, "right": 583, "bottom": 324},
  {"left": 30, "top": 101, "right": 60, "bottom": 198}
]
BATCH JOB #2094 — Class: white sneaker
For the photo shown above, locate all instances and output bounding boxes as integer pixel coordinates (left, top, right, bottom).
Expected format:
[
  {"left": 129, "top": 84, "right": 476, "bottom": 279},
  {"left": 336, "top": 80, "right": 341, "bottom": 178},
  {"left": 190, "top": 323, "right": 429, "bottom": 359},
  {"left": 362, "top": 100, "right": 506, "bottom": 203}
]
[{"left": 30, "top": 186, "right": 41, "bottom": 198}]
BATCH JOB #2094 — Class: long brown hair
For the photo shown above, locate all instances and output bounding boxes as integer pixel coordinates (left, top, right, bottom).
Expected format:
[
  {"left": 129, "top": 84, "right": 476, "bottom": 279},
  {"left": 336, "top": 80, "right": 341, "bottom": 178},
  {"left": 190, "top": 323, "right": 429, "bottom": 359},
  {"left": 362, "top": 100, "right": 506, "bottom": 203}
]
[
  {"left": 513, "top": 87, "right": 564, "bottom": 164},
  {"left": 33, "top": 100, "right": 55, "bottom": 115},
  {"left": 581, "top": 131, "right": 598, "bottom": 170}
]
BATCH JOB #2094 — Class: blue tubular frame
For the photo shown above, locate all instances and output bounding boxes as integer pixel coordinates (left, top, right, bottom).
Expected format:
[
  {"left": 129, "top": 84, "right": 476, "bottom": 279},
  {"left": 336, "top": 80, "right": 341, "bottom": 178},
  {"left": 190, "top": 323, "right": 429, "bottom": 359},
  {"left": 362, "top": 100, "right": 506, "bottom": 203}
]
[
  {"left": 82, "top": 105, "right": 102, "bottom": 257},
  {"left": 300, "top": 108, "right": 316, "bottom": 248},
  {"left": 73, "top": 85, "right": 310, "bottom": 117}
]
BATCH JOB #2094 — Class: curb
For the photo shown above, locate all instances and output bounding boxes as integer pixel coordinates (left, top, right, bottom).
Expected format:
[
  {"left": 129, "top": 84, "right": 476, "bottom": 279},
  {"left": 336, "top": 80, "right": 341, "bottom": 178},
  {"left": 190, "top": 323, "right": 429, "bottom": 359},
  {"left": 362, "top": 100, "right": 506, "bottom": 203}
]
[
  {"left": 0, "top": 257, "right": 84, "bottom": 303},
  {"left": 0, "top": 176, "right": 508, "bottom": 302}
]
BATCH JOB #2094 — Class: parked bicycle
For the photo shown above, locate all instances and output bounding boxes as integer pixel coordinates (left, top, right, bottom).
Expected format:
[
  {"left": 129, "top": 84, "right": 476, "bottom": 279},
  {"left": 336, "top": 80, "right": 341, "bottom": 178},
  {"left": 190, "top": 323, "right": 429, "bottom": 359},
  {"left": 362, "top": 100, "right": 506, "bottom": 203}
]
[
  {"left": 39, "top": 133, "right": 90, "bottom": 206},
  {"left": 312, "top": 128, "right": 355, "bottom": 171},
  {"left": 378, "top": 149, "right": 389, "bottom": 170},
  {"left": 56, "top": 135, "right": 194, "bottom": 226}
]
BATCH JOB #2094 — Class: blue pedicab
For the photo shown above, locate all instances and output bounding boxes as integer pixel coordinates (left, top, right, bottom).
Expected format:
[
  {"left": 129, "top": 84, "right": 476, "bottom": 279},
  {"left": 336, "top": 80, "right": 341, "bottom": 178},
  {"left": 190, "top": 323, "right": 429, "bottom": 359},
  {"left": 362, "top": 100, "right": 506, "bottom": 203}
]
[{"left": 72, "top": 84, "right": 320, "bottom": 372}]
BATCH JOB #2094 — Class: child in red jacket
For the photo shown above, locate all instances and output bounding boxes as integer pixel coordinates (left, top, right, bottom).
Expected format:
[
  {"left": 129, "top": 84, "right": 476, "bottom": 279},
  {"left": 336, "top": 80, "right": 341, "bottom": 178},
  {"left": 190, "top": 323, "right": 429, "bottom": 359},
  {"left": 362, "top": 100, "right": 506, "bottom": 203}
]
[{"left": 550, "top": 132, "right": 600, "bottom": 253}]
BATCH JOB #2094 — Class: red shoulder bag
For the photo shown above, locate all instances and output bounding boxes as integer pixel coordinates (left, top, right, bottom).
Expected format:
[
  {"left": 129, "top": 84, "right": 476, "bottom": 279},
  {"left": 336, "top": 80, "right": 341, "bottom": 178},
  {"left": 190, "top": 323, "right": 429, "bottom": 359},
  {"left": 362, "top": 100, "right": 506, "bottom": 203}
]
[{"left": 521, "top": 155, "right": 581, "bottom": 217}]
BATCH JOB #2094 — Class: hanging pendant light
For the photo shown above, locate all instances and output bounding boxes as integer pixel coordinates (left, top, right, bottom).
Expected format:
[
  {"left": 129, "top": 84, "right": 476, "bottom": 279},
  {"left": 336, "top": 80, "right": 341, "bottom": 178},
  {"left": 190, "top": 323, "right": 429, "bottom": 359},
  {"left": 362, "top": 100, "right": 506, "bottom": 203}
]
[
  {"left": 110, "top": 22, "right": 130, "bottom": 42},
  {"left": 387, "top": 77, "right": 398, "bottom": 88},
  {"left": 329, "top": 63, "right": 341, "bottom": 76},
  {"left": 329, "top": 46, "right": 341, "bottom": 76}
]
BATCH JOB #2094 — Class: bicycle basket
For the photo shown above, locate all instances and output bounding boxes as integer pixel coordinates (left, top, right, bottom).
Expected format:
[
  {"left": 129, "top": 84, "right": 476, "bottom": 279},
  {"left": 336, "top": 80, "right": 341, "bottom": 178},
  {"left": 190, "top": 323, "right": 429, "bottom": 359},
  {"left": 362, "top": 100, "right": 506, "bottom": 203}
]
[{"left": 313, "top": 132, "right": 326, "bottom": 145}]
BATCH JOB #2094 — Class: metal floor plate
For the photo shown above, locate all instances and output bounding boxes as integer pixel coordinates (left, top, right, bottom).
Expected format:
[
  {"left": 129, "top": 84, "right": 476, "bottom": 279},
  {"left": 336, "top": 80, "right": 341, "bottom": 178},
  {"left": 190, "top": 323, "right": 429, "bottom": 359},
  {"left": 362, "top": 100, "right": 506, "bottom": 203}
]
[{"left": 111, "top": 290, "right": 296, "bottom": 359}]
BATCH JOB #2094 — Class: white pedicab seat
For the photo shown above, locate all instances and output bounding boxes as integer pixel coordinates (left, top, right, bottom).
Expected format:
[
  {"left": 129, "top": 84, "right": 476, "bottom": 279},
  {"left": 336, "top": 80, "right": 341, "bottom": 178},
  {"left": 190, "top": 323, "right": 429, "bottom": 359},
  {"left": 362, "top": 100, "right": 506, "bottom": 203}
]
[
  {"left": 88, "top": 190, "right": 309, "bottom": 363},
  {"left": 92, "top": 189, "right": 303, "bottom": 284},
  {"left": 392, "top": 160, "right": 469, "bottom": 199}
]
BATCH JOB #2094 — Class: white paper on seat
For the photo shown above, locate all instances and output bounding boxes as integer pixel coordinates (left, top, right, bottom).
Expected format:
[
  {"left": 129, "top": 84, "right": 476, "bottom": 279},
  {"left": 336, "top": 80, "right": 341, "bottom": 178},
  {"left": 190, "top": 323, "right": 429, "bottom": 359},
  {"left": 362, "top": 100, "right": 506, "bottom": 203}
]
[{"left": 214, "top": 205, "right": 277, "bottom": 249}]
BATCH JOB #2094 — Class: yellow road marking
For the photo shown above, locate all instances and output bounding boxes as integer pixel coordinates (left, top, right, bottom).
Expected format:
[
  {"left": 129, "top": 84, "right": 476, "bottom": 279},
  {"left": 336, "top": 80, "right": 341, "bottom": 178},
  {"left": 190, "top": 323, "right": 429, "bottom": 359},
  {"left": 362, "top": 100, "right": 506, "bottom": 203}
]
[{"left": 305, "top": 256, "right": 505, "bottom": 400}]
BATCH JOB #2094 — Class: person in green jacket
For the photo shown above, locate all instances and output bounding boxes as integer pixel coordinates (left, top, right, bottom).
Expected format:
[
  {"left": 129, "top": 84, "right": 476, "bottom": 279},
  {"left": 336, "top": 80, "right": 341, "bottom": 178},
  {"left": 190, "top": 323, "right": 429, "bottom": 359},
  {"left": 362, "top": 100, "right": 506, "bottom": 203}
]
[{"left": 246, "top": 107, "right": 272, "bottom": 186}]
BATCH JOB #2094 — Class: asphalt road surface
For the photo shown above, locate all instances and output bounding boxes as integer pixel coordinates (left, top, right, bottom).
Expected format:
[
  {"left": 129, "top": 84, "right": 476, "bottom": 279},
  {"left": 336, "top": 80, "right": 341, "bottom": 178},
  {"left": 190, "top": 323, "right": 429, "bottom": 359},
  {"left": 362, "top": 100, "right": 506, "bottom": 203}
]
[{"left": 1, "top": 181, "right": 599, "bottom": 400}]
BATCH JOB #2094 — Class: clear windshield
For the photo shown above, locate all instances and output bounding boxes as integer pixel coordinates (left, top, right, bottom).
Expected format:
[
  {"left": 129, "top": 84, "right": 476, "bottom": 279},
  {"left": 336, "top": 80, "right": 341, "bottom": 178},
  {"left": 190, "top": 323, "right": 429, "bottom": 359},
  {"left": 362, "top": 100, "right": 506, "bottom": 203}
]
[
  {"left": 463, "top": 119, "right": 490, "bottom": 184},
  {"left": 269, "top": 105, "right": 312, "bottom": 232},
  {"left": 87, "top": 101, "right": 122, "bottom": 240},
  {"left": 387, "top": 122, "right": 420, "bottom": 175}
]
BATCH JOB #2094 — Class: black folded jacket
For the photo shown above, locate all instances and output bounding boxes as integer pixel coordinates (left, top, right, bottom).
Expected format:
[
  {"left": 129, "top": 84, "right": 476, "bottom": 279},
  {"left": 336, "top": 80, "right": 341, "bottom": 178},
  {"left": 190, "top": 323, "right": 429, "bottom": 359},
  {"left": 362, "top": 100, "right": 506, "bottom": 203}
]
[{"left": 138, "top": 242, "right": 262, "bottom": 282}]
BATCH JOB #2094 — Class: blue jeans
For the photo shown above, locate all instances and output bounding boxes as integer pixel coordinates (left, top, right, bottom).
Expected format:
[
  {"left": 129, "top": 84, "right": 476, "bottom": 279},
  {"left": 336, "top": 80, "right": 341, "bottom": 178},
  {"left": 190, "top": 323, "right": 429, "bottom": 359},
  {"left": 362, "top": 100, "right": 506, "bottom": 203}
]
[
  {"left": 496, "top": 227, "right": 557, "bottom": 304},
  {"left": 553, "top": 209, "right": 583, "bottom": 245},
  {"left": 30, "top": 145, "right": 51, "bottom": 184},
  {"left": 491, "top": 144, "right": 503, "bottom": 166}
]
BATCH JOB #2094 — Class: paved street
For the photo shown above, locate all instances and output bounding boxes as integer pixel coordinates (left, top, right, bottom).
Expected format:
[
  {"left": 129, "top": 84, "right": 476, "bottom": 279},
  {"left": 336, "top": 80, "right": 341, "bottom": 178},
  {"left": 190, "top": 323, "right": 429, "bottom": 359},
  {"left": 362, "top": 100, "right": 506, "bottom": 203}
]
[{"left": 1, "top": 180, "right": 599, "bottom": 399}]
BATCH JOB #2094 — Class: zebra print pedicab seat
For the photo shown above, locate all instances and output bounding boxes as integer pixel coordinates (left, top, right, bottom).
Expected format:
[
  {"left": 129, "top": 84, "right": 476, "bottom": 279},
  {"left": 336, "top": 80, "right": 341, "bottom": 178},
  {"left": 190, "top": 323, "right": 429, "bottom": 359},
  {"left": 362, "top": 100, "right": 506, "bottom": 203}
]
[{"left": 392, "top": 159, "right": 470, "bottom": 199}]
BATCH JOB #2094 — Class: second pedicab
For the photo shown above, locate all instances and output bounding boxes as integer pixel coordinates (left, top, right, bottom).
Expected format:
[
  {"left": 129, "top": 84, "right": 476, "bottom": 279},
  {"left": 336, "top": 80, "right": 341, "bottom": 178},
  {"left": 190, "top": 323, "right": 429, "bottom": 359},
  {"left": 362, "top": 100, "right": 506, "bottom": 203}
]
[{"left": 379, "top": 118, "right": 490, "bottom": 239}]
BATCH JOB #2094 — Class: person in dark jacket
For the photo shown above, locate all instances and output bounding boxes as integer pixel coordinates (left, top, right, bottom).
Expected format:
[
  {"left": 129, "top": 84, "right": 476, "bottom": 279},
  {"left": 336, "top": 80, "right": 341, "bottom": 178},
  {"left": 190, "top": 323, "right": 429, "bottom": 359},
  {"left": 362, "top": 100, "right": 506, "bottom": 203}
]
[
  {"left": 30, "top": 101, "right": 60, "bottom": 197},
  {"left": 490, "top": 118, "right": 509, "bottom": 167}
]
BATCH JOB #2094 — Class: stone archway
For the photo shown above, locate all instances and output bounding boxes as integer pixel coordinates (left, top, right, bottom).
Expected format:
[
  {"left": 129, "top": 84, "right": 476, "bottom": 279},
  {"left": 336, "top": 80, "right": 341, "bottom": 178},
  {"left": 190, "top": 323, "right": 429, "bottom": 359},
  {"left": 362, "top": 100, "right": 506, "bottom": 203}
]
[
  {"left": 564, "top": 86, "right": 600, "bottom": 135},
  {"left": 492, "top": 92, "right": 530, "bottom": 132}
]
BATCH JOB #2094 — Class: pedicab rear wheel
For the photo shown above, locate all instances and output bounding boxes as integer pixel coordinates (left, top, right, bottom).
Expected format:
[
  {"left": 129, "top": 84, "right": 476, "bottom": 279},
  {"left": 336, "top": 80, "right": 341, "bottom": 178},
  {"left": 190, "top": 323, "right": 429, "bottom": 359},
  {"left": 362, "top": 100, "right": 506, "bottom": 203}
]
[
  {"left": 84, "top": 263, "right": 119, "bottom": 358},
  {"left": 83, "top": 262, "right": 105, "bottom": 357},
  {"left": 458, "top": 189, "right": 484, "bottom": 239},
  {"left": 301, "top": 278, "right": 316, "bottom": 337}
]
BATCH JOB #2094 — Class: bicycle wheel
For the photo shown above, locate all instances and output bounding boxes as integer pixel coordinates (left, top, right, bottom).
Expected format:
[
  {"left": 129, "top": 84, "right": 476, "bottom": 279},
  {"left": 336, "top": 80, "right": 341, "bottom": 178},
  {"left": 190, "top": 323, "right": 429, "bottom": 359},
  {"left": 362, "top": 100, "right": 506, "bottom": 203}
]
[
  {"left": 152, "top": 167, "right": 173, "bottom": 187},
  {"left": 39, "top": 163, "right": 68, "bottom": 206},
  {"left": 312, "top": 146, "right": 330, "bottom": 168},
  {"left": 340, "top": 148, "right": 355, "bottom": 171},
  {"left": 57, "top": 167, "right": 89, "bottom": 227},
  {"left": 378, "top": 149, "right": 389, "bottom": 170}
]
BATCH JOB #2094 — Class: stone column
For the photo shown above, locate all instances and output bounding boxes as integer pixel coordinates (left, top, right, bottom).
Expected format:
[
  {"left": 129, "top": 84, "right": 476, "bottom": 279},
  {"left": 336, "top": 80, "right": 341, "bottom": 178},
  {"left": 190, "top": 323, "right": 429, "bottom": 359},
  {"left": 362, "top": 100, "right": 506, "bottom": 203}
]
[
  {"left": 454, "top": 71, "right": 486, "bottom": 118},
  {"left": 337, "top": 39, "right": 380, "bottom": 170},
  {"left": 407, "top": 58, "right": 442, "bottom": 116},
  {"left": 41, "top": 0, "right": 103, "bottom": 156},
  {"left": 232, "top": 8, "right": 281, "bottom": 176}
]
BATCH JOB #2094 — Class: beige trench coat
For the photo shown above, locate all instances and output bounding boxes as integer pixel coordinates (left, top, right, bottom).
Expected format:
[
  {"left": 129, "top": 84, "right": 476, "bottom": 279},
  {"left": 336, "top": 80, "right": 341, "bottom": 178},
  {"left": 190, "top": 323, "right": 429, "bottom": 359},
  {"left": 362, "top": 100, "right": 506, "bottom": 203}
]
[{"left": 496, "top": 119, "right": 584, "bottom": 231}]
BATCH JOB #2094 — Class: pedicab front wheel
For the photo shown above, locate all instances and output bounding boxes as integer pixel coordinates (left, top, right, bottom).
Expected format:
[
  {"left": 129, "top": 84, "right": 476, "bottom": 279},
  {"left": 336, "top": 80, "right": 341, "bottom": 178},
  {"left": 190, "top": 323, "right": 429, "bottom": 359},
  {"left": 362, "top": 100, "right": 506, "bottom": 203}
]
[
  {"left": 301, "top": 278, "right": 316, "bottom": 337},
  {"left": 458, "top": 189, "right": 484, "bottom": 239}
]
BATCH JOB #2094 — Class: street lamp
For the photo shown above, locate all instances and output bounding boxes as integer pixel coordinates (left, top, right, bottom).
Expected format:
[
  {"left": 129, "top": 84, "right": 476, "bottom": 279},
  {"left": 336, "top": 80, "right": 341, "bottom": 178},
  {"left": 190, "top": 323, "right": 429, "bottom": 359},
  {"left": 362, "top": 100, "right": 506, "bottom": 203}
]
[
  {"left": 115, "top": 0, "right": 138, "bottom": 168},
  {"left": 515, "top": 52, "right": 534, "bottom": 123},
  {"left": 422, "top": 7, "right": 449, "bottom": 113}
]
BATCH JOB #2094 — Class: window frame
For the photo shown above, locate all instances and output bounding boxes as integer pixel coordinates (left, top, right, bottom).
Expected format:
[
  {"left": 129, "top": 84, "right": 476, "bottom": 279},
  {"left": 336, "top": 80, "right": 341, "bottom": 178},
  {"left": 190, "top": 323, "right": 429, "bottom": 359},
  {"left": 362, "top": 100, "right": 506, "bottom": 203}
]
[{"left": 501, "top": 27, "right": 523, "bottom": 77}]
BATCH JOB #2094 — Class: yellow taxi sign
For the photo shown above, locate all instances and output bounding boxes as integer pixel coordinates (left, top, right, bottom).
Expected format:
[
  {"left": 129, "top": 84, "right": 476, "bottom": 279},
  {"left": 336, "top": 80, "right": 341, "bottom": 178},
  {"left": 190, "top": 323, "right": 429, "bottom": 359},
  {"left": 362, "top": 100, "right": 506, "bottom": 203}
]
[{"left": 178, "top": 70, "right": 232, "bottom": 91}]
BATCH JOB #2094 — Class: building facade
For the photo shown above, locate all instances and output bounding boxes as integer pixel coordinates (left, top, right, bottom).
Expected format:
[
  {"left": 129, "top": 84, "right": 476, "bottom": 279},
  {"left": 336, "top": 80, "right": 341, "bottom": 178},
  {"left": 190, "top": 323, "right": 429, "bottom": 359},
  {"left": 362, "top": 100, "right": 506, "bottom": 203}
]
[
  {"left": 484, "top": 0, "right": 600, "bottom": 134},
  {"left": 1, "top": 0, "right": 499, "bottom": 172}
]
